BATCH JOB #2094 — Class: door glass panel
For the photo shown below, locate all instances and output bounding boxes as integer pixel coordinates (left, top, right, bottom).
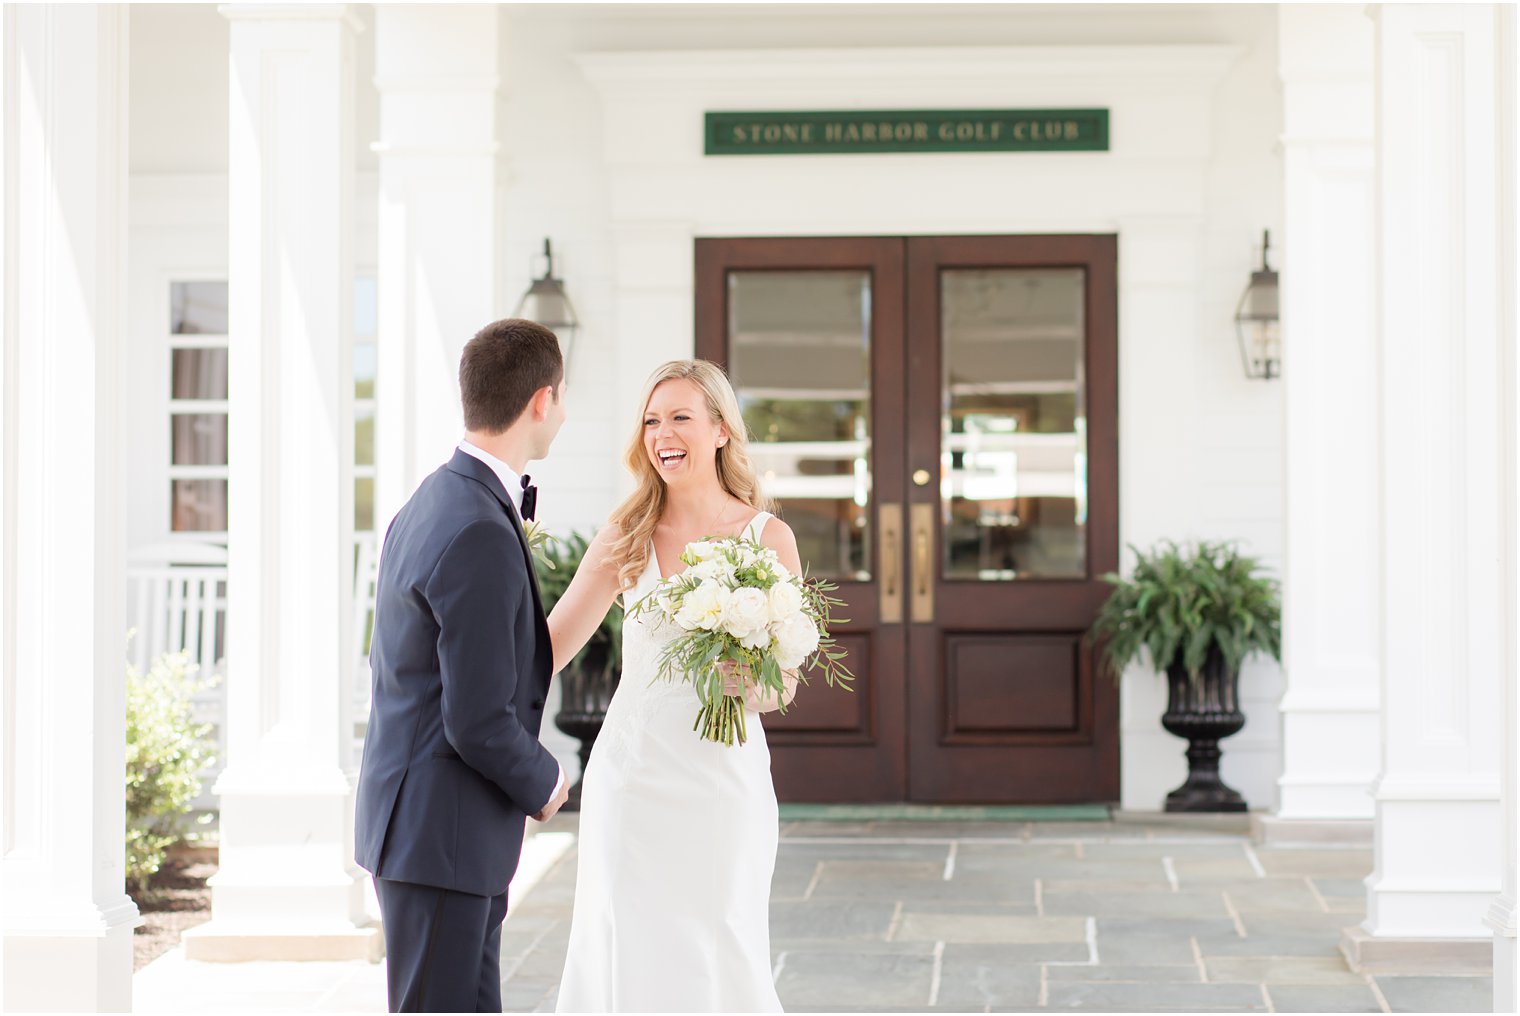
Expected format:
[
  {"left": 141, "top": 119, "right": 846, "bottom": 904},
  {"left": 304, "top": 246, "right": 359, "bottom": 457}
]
[
  {"left": 170, "top": 281, "right": 229, "bottom": 335},
  {"left": 941, "top": 268, "right": 1086, "bottom": 580},
  {"left": 727, "top": 270, "right": 871, "bottom": 581},
  {"left": 171, "top": 479, "right": 228, "bottom": 532},
  {"left": 171, "top": 348, "right": 228, "bottom": 400},
  {"left": 170, "top": 413, "right": 229, "bottom": 466}
]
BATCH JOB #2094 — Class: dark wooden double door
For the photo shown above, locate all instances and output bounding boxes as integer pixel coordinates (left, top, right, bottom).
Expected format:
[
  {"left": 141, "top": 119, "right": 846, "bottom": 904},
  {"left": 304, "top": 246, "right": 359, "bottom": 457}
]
[{"left": 696, "top": 235, "right": 1119, "bottom": 803}]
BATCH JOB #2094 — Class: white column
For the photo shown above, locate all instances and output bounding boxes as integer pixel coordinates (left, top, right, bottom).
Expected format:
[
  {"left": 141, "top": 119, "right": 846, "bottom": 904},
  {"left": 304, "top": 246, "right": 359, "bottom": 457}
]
[
  {"left": 1493, "top": 5, "right": 1519, "bottom": 1007},
  {"left": 1347, "top": 3, "right": 1504, "bottom": 965},
  {"left": 0, "top": 6, "right": 137, "bottom": 1010},
  {"left": 373, "top": 4, "right": 501, "bottom": 532},
  {"left": 182, "top": 4, "right": 376, "bottom": 961},
  {"left": 1266, "top": 5, "right": 1381, "bottom": 835}
]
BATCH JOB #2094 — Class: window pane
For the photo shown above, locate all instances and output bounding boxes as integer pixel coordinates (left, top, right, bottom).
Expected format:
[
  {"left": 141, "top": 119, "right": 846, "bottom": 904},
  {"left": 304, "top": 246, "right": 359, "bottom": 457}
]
[
  {"left": 355, "top": 477, "right": 375, "bottom": 533},
  {"left": 172, "top": 348, "right": 228, "bottom": 400},
  {"left": 354, "top": 276, "right": 378, "bottom": 339},
  {"left": 355, "top": 405, "right": 374, "bottom": 467},
  {"left": 727, "top": 270, "right": 871, "bottom": 581},
  {"left": 941, "top": 268, "right": 1086, "bottom": 580},
  {"left": 355, "top": 342, "right": 377, "bottom": 399},
  {"left": 172, "top": 479, "right": 228, "bottom": 532},
  {"left": 171, "top": 414, "right": 229, "bottom": 466},
  {"left": 170, "top": 281, "right": 229, "bottom": 335}
]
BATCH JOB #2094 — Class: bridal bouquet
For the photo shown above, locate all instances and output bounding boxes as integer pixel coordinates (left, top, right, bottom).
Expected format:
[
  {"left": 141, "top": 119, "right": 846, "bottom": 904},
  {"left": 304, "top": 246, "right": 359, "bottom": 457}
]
[{"left": 626, "top": 535, "right": 853, "bottom": 746}]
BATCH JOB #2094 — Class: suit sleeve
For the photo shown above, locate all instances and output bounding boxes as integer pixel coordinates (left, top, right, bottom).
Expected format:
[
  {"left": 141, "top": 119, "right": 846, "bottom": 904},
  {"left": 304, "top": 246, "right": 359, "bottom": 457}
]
[{"left": 425, "top": 518, "right": 561, "bottom": 815}]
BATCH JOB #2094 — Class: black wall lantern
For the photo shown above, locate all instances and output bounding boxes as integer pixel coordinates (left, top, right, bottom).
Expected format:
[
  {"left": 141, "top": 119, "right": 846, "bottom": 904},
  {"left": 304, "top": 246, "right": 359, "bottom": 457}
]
[
  {"left": 1234, "top": 229, "right": 1280, "bottom": 380},
  {"left": 515, "top": 238, "right": 580, "bottom": 371}
]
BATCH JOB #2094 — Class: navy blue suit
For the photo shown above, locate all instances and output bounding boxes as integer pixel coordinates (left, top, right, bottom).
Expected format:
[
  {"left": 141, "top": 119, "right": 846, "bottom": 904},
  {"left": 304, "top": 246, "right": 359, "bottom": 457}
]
[{"left": 355, "top": 449, "right": 559, "bottom": 1012}]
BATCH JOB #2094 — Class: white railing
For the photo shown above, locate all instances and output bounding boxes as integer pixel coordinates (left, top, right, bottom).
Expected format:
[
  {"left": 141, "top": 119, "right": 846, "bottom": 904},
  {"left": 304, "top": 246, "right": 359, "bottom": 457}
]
[
  {"left": 126, "top": 534, "right": 381, "bottom": 810},
  {"left": 126, "top": 541, "right": 229, "bottom": 811}
]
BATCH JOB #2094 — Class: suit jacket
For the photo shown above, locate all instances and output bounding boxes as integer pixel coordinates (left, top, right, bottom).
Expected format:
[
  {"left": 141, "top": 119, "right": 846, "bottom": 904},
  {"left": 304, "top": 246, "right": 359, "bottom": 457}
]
[{"left": 354, "top": 448, "right": 560, "bottom": 898}]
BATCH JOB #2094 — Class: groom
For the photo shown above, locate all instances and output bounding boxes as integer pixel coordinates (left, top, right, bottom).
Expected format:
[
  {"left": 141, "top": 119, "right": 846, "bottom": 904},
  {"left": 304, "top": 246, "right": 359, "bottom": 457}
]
[{"left": 355, "top": 318, "right": 571, "bottom": 1013}]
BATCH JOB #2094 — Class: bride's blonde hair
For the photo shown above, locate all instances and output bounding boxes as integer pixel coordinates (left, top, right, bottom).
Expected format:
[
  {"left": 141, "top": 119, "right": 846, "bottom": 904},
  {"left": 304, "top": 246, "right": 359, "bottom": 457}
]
[{"left": 605, "top": 359, "right": 773, "bottom": 592}]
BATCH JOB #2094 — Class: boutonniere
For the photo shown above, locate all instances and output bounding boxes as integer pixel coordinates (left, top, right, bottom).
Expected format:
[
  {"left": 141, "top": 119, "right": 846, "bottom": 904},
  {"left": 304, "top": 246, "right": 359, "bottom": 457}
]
[{"left": 522, "top": 519, "right": 560, "bottom": 571}]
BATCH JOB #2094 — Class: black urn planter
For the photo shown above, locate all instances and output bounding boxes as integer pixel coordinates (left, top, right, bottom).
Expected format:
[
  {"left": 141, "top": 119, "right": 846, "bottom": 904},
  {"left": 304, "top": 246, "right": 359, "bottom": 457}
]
[
  {"left": 552, "top": 642, "right": 619, "bottom": 812},
  {"left": 1161, "top": 647, "right": 1247, "bottom": 812}
]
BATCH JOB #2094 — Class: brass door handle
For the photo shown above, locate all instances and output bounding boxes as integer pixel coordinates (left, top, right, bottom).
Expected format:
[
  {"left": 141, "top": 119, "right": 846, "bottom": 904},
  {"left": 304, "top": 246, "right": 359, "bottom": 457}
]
[
  {"left": 910, "top": 503, "right": 934, "bottom": 622},
  {"left": 915, "top": 527, "right": 928, "bottom": 596},
  {"left": 879, "top": 503, "right": 902, "bottom": 624}
]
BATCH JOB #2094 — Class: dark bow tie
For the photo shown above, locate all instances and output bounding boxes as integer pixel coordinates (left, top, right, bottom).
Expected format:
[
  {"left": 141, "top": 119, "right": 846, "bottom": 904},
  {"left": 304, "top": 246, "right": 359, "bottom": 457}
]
[{"left": 519, "top": 474, "right": 538, "bottom": 521}]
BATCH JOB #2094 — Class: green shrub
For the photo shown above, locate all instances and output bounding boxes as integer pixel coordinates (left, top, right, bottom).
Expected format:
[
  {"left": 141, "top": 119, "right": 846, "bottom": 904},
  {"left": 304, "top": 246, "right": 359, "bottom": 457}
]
[{"left": 125, "top": 650, "right": 216, "bottom": 891}]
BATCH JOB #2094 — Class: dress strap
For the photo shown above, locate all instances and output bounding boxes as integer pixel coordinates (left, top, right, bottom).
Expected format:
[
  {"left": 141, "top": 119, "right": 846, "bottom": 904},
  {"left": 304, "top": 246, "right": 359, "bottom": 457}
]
[{"left": 745, "top": 511, "right": 773, "bottom": 542}]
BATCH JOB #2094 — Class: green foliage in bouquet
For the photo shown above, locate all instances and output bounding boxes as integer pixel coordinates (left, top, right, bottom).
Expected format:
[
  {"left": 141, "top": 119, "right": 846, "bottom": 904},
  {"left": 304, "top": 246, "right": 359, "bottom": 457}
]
[
  {"left": 627, "top": 535, "right": 853, "bottom": 747},
  {"left": 125, "top": 649, "right": 216, "bottom": 891},
  {"left": 1087, "top": 540, "right": 1281, "bottom": 685},
  {"left": 533, "top": 529, "right": 623, "bottom": 679}
]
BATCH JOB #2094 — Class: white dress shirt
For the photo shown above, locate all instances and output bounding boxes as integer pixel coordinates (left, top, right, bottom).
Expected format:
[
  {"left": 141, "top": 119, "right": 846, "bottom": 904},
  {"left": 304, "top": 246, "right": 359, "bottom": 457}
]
[
  {"left": 457, "top": 438, "right": 524, "bottom": 516},
  {"left": 455, "top": 439, "right": 565, "bottom": 812}
]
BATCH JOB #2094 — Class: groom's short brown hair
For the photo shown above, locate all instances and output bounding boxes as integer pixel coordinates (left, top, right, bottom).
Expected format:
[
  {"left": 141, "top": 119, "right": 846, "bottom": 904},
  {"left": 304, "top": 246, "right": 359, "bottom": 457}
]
[{"left": 459, "top": 319, "right": 564, "bottom": 434}]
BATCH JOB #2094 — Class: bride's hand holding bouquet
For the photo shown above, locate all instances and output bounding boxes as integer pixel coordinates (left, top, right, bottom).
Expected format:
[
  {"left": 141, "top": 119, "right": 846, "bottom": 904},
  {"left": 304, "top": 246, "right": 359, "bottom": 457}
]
[{"left": 626, "top": 534, "right": 852, "bottom": 746}]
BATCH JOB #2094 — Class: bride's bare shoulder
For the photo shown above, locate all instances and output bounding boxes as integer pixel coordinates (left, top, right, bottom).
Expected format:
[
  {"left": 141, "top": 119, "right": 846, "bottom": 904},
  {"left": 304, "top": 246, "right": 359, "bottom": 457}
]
[{"left": 757, "top": 515, "right": 800, "bottom": 560}]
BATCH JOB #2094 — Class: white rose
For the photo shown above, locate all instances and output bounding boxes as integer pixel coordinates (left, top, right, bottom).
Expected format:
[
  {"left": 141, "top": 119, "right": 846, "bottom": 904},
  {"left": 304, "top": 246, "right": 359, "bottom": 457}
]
[
  {"left": 720, "top": 586, "right": 770, "bottom": 640},
  {"left": 691, "top": 556, "right": 738, "bottom": 586},
  {"left": 766, "top": 580, "right": 805, "bottom": 624},
  {"left": 683, "top": 540, "right": 718, "bottom": 564},
  {"left": 773, "top": 613, "right": 820, "bottom": 670},
  {"left": 675, "top": 580, "right": 730, "bottom": 632},
  {"left": 739, "top": 626, "right": 772, "bottom": 651}
]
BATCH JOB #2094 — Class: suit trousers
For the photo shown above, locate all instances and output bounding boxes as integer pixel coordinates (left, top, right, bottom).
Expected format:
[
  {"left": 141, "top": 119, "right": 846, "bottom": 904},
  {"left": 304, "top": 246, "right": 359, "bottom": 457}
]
[{"left": 375, "top": 876, "right": 509, "bottom": 1013}]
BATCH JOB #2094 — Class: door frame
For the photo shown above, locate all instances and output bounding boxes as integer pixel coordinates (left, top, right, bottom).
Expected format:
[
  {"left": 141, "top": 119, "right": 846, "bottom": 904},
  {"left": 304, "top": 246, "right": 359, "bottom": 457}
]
[{"left": 697, "top": 235, "right": 1120, "bottom": 803}]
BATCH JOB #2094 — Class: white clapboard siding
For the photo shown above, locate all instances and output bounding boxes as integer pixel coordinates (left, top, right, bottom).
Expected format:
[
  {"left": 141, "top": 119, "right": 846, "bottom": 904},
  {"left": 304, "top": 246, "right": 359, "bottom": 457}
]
[{"left": 126, "top": 541, "right": 229, "bottom": 811}]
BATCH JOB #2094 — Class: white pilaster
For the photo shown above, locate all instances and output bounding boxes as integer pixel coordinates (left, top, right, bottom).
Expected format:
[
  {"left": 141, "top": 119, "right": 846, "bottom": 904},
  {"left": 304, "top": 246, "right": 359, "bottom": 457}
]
[
  {"left": 1272, "top": 5, "right": 1381, "bottom": 825},
  {"left": 1493, "top": 4, "right": 1519, "bottom": 1007},
  {"left": 0, "top": 5, "right": 138, "bottom": 1010},
  {"left": 1360, "top": 1, "right": 1503, "bottom": 948},
  {"left": 183, "top": 3, "right": 376, "bottom": 961},
  {"left": 372, "top": 4, "right": 501, "bottom": 532}
]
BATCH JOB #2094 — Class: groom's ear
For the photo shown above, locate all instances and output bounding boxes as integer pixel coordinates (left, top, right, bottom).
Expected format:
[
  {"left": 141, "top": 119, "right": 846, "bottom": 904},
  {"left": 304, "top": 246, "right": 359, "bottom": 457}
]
[{"left": 531, "top": 384, "right": 555, "bottom": 420}]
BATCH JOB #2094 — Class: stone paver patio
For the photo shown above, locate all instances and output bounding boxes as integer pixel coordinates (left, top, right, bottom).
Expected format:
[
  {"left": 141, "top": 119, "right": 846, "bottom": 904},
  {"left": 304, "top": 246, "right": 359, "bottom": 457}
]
[{"left": 133, "top": 812, "right": 1493, "bottom": 1013}]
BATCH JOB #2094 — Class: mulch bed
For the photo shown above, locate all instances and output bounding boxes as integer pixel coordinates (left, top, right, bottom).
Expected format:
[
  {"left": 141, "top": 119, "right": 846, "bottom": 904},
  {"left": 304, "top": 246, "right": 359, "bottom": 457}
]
[{"left": 131, "top": 845, "right": 216, "bottom": 971}]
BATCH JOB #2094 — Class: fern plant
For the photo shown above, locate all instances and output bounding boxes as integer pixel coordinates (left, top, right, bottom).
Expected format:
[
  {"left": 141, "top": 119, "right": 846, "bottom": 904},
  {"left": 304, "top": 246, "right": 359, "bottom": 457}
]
[{"left": 1088, "top": 540, "right": 1281, "bottom": 684}]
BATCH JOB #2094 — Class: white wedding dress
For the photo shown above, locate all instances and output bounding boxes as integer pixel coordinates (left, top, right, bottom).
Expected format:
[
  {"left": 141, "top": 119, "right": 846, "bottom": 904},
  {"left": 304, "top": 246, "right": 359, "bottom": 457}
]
[{"left": 555, "top": 511, "right": 784, "bottom": 1013}]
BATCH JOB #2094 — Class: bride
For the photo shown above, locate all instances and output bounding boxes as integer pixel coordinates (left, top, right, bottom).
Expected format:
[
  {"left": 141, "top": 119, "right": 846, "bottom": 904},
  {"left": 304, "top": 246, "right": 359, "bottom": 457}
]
[{"left": 546, "top": 359, "right": 801, "bottom": 1012}]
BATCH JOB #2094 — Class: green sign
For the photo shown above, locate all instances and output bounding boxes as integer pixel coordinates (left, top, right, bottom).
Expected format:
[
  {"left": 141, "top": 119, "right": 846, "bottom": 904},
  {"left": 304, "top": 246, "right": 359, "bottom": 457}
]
[{"left": 704, "top": 109, "right": 1109, "bottom": 156}]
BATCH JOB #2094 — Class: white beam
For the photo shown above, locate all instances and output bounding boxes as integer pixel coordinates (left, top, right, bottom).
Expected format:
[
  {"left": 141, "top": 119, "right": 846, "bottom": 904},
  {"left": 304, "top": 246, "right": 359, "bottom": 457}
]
[
  {"left": 1493, "top": 4, "right": 1519, "bottom": 1007},
  {"left": 372, "top": 3, "right": 501, "bottom": 534},
  {"left": 1362, "top": 1, "right": 1503, "bottom": 946},
  {"left": 182, "top": 3, "right": 376, "bottom": 962},
  {"left": 0, "top": 5, "right": 138, "bottom": 1010},
  {"left": 1272, "top": 4, "right": 1381, "bottom": 825}
]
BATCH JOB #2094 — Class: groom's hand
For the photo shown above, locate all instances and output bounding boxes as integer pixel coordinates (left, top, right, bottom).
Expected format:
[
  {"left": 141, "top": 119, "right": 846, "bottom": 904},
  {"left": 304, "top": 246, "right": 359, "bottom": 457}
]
[{"left": 532, "top": 778, "right": 570, "bottom": 822}]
